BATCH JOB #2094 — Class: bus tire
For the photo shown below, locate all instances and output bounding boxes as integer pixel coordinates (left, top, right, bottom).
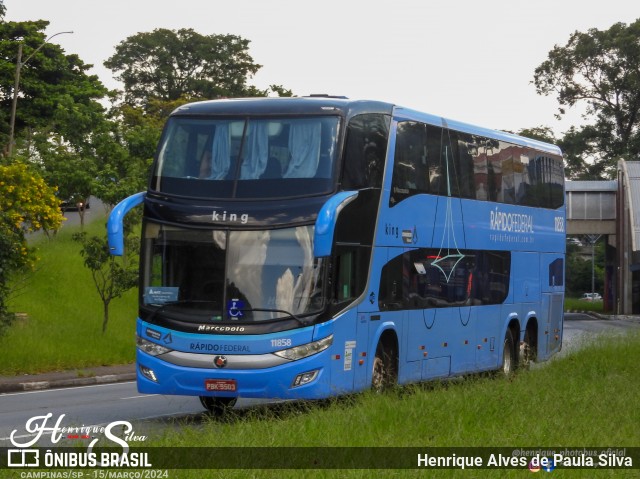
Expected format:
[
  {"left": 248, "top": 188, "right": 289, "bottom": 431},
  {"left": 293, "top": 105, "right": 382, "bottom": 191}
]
[
  {"left": 199, "top": 396, "right": 237, "bottom": 415},
  {"left": 500, "top": 329, "right": 516, "bottom": 377},
  {"left": 519, "top": 329, "right": 535, "bottom": 370},
  {"left": 372, "top": 341, "right": 397, "bottom": 392}
]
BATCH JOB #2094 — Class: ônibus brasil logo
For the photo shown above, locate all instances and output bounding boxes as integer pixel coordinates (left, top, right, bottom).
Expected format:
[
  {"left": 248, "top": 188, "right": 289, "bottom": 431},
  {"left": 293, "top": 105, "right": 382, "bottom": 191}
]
[{"left": 7, "top": 413, "right": 150, "bottom": 468}]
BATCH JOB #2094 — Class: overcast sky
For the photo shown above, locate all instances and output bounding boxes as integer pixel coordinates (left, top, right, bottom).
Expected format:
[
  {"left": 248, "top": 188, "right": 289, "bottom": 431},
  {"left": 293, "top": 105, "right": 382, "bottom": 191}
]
[{"left": 4, "top": 0, "right": 639, "bottom": 136}]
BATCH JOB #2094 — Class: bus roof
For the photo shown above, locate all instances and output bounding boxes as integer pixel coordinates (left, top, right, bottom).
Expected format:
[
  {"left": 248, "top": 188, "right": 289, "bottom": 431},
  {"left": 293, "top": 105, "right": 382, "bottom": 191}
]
[
  {"left": 393, "top": 106, "right": 562, "bottom": 156},
  {"left": 170, "top": 97, "right": 562, "bottom": 156},
  {"left": 170, "top": 96, "right": 394, "bottom": 118}
]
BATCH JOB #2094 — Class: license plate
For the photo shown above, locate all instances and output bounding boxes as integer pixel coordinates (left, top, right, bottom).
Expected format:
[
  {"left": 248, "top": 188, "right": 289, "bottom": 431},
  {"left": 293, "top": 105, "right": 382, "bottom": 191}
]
[{"left": 205, "top": 379, "right": 237, "bottom": 392}]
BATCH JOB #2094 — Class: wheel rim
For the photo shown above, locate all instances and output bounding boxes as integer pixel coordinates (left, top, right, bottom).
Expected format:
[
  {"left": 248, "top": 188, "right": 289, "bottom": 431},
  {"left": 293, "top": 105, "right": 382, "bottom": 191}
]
[
  {"left": 372, "top": 356, "right": 385, "bottom": 392},
  {"left": 503, "top": 341, "right": 512, "bottom": 374},
  {"left": 520, "top": 341, "right": 531, "bottom": 369},
  {"left": 502, "top": 334, "right": 514, "bottom": 376},
  {"left": 520, "top": 330, "right": 535, "bottom": 369}
]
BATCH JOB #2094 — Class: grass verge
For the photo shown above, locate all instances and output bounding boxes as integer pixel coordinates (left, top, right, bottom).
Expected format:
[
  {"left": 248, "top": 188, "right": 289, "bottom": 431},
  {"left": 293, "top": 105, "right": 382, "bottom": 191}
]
[
  {"left": 564, "top": 297, "right": 605, "bottom": 313},
  {"left": 0, "top": 217, "right": 136, "bottom": 375},
  {"left": 143, "top": 332, "right": 640, "bottom": 478}
]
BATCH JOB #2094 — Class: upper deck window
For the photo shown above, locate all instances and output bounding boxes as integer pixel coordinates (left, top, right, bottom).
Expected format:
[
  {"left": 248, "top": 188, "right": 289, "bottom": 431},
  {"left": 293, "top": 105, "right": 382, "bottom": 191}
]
[
  {"left": 390, "top": 120, "right": 564, "bottom": 209},
  {"left": 152, "top": 116, "right": 341, "bottom": 199}
]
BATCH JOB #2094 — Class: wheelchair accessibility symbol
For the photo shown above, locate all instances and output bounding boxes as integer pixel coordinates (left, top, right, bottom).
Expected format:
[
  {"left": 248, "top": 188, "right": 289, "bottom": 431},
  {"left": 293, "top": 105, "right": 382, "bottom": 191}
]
[{"left": 227, "top": 298, "right": 244, "bottom": 319}]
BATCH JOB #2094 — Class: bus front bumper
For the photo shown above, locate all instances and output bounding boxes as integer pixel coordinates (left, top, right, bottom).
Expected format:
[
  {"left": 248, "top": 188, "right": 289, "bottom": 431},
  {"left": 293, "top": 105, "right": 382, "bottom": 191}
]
[{"left": 135, "top": 349, "right": 334, "bottom": 400}]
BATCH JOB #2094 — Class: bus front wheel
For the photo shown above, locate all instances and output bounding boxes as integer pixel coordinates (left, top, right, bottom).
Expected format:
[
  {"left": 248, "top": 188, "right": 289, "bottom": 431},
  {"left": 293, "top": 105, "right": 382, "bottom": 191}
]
[
  {"left": 199, "top": 396, "right": 237, "bottom": 415},
  {"left": 500, "top": 329, "right": 516, "bottom": 377},
  {"left": 372, "top": 341, "right": 397, "bottom": 392}
]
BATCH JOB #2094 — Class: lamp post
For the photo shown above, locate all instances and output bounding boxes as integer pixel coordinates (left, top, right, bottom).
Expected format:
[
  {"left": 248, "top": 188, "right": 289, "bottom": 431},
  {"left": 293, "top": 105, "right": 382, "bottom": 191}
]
[
  {"left": 8, "top": 30, "right": 73, "bottom": 157},
  {"left": 585, "top": 234, "right": 602, "bottom": 298}
]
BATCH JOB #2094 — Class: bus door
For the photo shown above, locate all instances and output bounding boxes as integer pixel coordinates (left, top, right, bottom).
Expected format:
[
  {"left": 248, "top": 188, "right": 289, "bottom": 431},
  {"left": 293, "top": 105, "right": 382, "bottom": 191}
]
[{"left": 328, "top": 308, "right": 360, "bottom": 393}]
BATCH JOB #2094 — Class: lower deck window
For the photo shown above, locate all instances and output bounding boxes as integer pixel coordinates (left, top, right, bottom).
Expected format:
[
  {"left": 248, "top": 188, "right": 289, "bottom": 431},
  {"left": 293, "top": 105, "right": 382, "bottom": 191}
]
[{"left": 379, "top": 248, "right": 510, "bottom": 310}]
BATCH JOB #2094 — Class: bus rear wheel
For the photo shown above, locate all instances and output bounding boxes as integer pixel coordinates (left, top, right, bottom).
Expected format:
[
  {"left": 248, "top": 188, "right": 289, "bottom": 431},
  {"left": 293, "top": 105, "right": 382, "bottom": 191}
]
[
  {"left": 519, "top": 329, "right": 535, "bottom": 370},
  {"left": 199, "top": 396, "right": 237, "bottom": 415}
]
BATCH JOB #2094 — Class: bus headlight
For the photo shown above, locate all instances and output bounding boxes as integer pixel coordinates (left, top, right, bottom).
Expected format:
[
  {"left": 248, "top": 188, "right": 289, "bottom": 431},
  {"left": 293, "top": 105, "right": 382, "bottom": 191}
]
[
  {"left": 137, "top": 335, "right": 172, "bottom": 356},
  {"left": 273, "top": 335, "right": 333, "bottom": 361}
]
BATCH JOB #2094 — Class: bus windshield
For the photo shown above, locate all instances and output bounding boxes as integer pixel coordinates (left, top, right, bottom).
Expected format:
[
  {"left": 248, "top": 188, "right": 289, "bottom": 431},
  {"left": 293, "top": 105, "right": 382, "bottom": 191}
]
[
  {"left": 141, "top": 222, "right": 327, "bottom": 323},
  {"left": 152, "top": 116, "right": 341, "bottom": 199}
]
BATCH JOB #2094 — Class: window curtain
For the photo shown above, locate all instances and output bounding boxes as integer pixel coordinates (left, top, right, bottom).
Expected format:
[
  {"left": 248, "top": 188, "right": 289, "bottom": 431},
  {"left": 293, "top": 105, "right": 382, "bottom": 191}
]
[
  {"left": 208, "top": 123, "right": 230, "bottom": 179},
  {"left": 240, "top": 122, "right": 269, "bottom": 179},
  {"left": 284, "top": 121, "right": 321, "bottom": 178}
]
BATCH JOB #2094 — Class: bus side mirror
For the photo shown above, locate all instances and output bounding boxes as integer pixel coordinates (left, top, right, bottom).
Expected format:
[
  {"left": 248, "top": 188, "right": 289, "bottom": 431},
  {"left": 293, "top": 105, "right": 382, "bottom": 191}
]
[
  {"left": 107, "top": 192, "right": 146, "bottom": 256},
  {"left": 314, "top": 191, "right": 358, "bottom": 258}
]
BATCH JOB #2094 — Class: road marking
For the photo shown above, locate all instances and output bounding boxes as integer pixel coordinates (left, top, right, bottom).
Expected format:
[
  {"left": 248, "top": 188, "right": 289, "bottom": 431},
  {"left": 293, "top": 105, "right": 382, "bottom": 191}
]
[
  {"left": 0, "top": 381, "right": 136, "bottom": 397},
  {"left": 120, "top": 395, "right": 153, "bottom": 400}
]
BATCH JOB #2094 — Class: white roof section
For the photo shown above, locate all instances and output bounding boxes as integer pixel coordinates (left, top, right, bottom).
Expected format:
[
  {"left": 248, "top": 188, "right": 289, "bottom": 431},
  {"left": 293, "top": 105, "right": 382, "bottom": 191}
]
[{"left": 566, "top": 180, "right": 618, "bottom": 192}]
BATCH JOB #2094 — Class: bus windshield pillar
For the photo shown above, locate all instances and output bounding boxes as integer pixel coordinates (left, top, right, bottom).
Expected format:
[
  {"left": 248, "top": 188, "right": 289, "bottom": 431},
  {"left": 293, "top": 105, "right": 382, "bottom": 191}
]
[
  {"left": 314, "top": 191, "right": 358, "bottom": 257},
  {"left": 107, "top": 192, "right": 145, "bottom": 256}
]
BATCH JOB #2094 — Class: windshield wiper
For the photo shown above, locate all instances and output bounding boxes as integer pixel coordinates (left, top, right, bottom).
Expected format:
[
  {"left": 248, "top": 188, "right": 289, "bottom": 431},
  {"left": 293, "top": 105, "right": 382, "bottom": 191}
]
[
  {"left": 145, "top": 300, "right": 220, "bottom": 323},
  {"left": 145, "top": 302, "right": 310, "bottom": 327},
  {"left": 239, "top": 308, "right": 309, "bottom": 326}
]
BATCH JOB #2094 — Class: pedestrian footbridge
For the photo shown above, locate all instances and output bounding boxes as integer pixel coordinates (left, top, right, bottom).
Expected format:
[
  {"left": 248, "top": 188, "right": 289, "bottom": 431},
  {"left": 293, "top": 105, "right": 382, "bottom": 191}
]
[
  {"left": 565, "top": 161, "right": 640, "bottom": 314},
  {"left": 566, "top": 180, "right": 617, "bottom": 235}
]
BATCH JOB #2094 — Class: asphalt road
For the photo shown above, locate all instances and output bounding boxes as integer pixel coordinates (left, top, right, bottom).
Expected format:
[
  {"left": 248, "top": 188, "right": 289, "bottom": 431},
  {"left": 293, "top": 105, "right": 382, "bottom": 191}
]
[
  {"left": 27, "top": 197, "right": 107, "bottom": 242},
  {"left": 560, "top": 313, "right": 640, "bottom": 355},
  {"left": 0, "top": 382, "right": 201, "bottom": 448},
  {"left": 1, "top": 315, "right": 638, "bottom": 448},
  {"left": 60, "top": 197, "right": 106, "bottom": 229}
]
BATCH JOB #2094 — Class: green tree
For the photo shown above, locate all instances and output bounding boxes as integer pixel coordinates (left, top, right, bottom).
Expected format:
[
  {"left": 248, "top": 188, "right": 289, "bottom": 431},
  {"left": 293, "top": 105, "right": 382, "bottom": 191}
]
[
  {"left": 0, "top": 219, "right": 25, "bottom": 333},
  {"left": 557, "top": 125, "right": 609, "bottom": 179},
  {"left": 565, "top": 239, "right": 605, "bottom": 297},
  {"left": 104, "top": 28, "right": 291, "bottom": 107},
  {"left": 0, "top": 20, "right": 108, "bottom": 155},
  {"left": 33, "top": 133, "right": 96, "bottom": 226},
  {"left": 0, "top": 161, "right": 63, "bottom": 235},
  {"left": 89, "top": 98, "right": 164, "bottom": 219},
  {"left": 534, "top": 19, "right": 640, "bottom": 178},
  {"left": 73, "top": 232, "right": 138, "bottom": 333},
  {"left": 91, "top": 125, "right": 148, "bottom": 209},
  {"left": 105, "top": 29, "right": 259, "bottom": 107},
  {"left": 517, "top": 126, "right": 557, "bottom": 144},
  {"left": 0, "top": 161, "right": 64, "bottom": 334},
  {"left": 268, "top": 84, "right": 293, "bottom": 98}
]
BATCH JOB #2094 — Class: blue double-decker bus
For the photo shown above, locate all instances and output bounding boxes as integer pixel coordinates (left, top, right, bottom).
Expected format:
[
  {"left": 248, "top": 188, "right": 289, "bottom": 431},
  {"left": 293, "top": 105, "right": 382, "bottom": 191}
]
[{"left": 108, "top": 97, "right": 565, "bottom": 413}]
